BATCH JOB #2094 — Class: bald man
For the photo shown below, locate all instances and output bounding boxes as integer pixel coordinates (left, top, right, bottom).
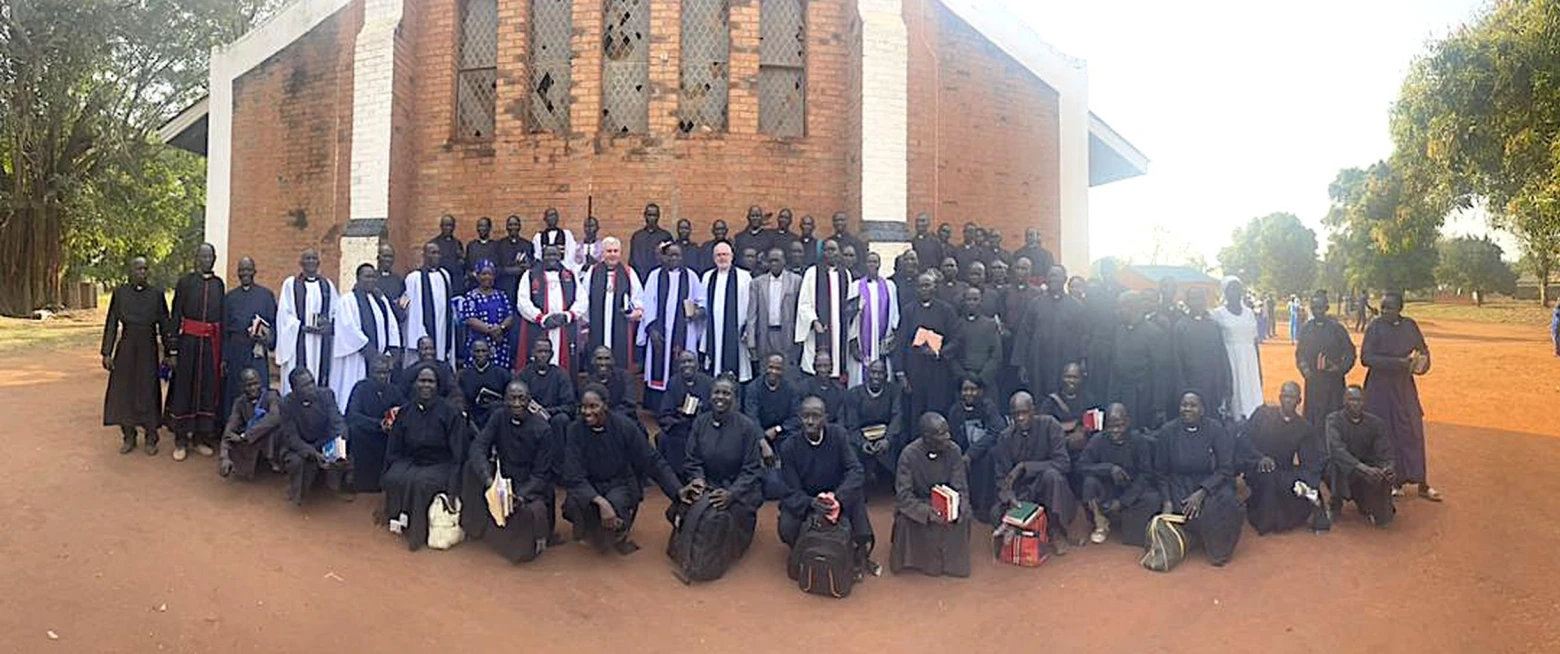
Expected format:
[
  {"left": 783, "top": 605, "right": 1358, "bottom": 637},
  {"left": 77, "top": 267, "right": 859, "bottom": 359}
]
[
  {"left": 166, "top": 242, "right": 227, "bottom": 461},
  {"left": 1240, "top": 381, "right": 1329, "bottom": 534},
  {"left": 969, "top": 391, "right": 1077, "bottom": 553},
  {"left": 102, "top": 256, "right": 170, "bottom": 455},
  {"left": 1076, "top": 403, "right": 1158, "bottom": 546},
  {"left": 224, "top": 256, "right": 277, "bottom": 418},
  {"left": 889, "top": 412, "right": 972, "bottom": 577}
]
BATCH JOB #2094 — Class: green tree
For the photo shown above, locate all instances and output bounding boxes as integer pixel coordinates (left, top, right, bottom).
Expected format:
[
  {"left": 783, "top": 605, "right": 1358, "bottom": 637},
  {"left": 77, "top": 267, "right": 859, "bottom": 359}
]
[
  {"left": 1321, "top": 163, "right": 1439, "bottom": 293},
  {"left": 0, "top": 0, "right": 276, "bottom": 315},
  {"left": 1435, "top": 236, "right": 1518, "bottom": 305},
  {"left": 1391, "top": 0, "right": 1560, "bottom": 304},
  {"left": 1217, "top": 212, "right": 1318, "bottom": 298}
]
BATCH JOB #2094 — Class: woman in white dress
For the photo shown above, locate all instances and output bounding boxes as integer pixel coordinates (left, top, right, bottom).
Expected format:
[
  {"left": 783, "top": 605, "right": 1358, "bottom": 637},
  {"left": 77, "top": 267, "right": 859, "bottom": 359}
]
[{"left": 1210, "top": 276, "right": 1263, "bottom": 420}]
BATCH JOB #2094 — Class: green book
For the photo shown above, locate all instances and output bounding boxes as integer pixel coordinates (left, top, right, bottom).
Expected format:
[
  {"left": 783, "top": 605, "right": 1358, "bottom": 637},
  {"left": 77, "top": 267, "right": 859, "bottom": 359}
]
[{"left": 1002, "top": 501, "right": 1042, "bottom": 529}]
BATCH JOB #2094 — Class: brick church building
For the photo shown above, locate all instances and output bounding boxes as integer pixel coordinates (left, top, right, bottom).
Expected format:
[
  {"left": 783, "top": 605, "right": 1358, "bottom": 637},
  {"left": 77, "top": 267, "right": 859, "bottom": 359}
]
[{"left": 161, "top": 0, "right": 1145, "bottom": 287}]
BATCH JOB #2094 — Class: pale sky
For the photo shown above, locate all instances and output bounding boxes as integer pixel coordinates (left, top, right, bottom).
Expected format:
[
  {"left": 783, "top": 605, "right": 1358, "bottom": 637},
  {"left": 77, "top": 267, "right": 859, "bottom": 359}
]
[{"left": 999, "top": 0, "right": 1516, "bottom": 267}]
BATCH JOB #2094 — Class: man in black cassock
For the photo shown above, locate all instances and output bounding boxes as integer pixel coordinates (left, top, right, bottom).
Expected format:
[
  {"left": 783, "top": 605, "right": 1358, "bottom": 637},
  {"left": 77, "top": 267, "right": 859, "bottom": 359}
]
[
  {"left": 1012, "top": 228, "right": 1054, "bottom": 283},
  {"left": 1148, "top": 278, "right": 1185, "bottom": 333},
  {"left": 969, "top": 392, "right": 1077, "bottom": 553},
  {"left": 517, "top": 337, "right": 576, "bottom": 459},
  {"left": 909, "top": 213, "right": 944, "bottom": 275},
  {"left": 952, "top": 286, "right": 1002, "bottom": 393},
  {"left": 827, "top": 212, "right": 867, "bottom": 277},
  {"left": 277, "top": 368, "right": 351, "bottom": 506},
  {"left": 673, "top": 218, "right": 704, "bottom": 274},
  {"left": 998, "top": 257, "right": 1040, "bottom": 397},
  {"left": 897, "top": 272, "right": 959, "bottom": 422},
  {"left": 497, "top": 215, "right": 534, "bottom": 304},
  {"left": 223, "top": 257, "right": 277, "bottom": 418},
  {"left": 797, "top": 215, "right": 821, "bottom": 268},
  {"left": 935, "top": 257, "right": 968, "bottom": 307},
  {"left": 890, "top": 412, "right": 972, "bottom": 577},
  {"left": 102, "top": 256, "right": 169, "bottom": 455},
  {"left": 680, "top": 376, "right": 767, "bottom": 564},
  {"left": 793, "top": 351, "right": 846, "bottom": 426},
  {"left": 1172, "top": 287, "right": 1232, "bottom": 416},
  {"left": 1296, "top": 290, "right": 1356, "bottom": 427},
  {"left": 220, "top": 367, "right": 282, "bottom": 480},
  {"left": 1106, "top": 291, "right": 1175, "bottom": 430},
  {"left": 1014, "top": 265, "right": 1086, "bottom": 398},
  {"left": 1325, "top": 386, "right": 1396, "bottom": 527},
  {"left": 586, "top": 345, "right": 639, "bottom": 419},
  {"left": 458, "top": 338, "right": 511, "bottom": 428},
  {"left": 563, "top": 384, "right": 690, "bottom": 555},
  {"left": 466, "top": 216, "right": 501, "bottom": 290},
  {"left": 777, "top": 397, "right": 878, "bottom": 576},
  {"left": 701, "top": 219, "right": 733, "bottom": 276},
  {"left": 656, "top": 350, "right": 714, "bottom": 480},
  {"left": 629, "top": 203, "right": 673, "bottom": 278},
  {"left": 345, "top": 354, "right": 403, "bottom": 493},
  {"left": 430, "top": 214, "right": 467, "bottom": 295},
  {"left": 165, "top": 243, "right": 226, "bottom": 462},
  {"left": 964, "top": 262, "right": 1002, "bottom": 319},
  {"left": 890, "top": 250, "right": 922, "bottom": 322},
  {"left": 771, "top": 208, "right": 799, "bottom": 254},
  {"left": 947, "top": 377, "right": 1005, "bottom": 520},
  {"left": 745, "top": 353, "right": 798, "bottom": 500},
  {"left": 463, "top": 379, "right": 559, "bottom": 553},
  {"left": 732, "top": 205, "right": 774, "bottom": 267},
  {"left": 845, "top": 359, "right": 904, "bottom": 490},
  {"left": 1082, "top": 262, "right": 1126, "bottom": 401},
  {"left": 1240, "top": 382, "right": 1328, "bottom": 535},
  {"left": 951, "top": 223, "right": 985, "bottom": 275},
  {"left": 1076, "top": 403, "right": 1158, "bottom": 546}
]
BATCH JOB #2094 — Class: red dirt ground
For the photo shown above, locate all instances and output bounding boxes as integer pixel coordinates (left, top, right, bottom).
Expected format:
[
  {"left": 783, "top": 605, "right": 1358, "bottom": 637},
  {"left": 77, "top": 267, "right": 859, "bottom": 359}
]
[{"left": 1, "top": 316, "right": 1557, "bottom": 653}]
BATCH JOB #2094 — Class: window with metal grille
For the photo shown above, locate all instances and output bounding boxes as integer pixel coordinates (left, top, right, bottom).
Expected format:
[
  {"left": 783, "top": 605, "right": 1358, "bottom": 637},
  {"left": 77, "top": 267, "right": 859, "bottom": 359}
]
[
  {"left": 759, "top": 0, "right": 805, "bottom": 137},
  {"left": 602, "top": 0, "right": 650, "bottom": 135},
  {"left": 456, "top": 0, "right": 499, "bottom": 140},
  {"left": 678, "top": 0, "right": 729, "bottom": 134},
  {"left": 529, "top": 0, "right": 573, "bottom": 134}
]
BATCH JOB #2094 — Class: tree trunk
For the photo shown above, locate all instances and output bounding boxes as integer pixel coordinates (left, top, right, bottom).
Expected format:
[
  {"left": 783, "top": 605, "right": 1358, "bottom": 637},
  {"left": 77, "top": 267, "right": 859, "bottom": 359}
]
[
  {"left": 0, "top": 202, "right": 66, "bottom": 317},
  {"left": 1540, "top": 258, "right": 1552, "bottom": 306}
]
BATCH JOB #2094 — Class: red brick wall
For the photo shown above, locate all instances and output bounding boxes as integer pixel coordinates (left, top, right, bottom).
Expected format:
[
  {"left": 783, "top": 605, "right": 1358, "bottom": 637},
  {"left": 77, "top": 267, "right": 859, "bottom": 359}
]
[
  {"left": 395, "top": 0, "right": 863, "bottom": 251},
  {"left": 228, "top": 4, "right": 359, "bottom": 283},
  {"left": 904, "top": 0, "right": 1061, "bottom": 255}
]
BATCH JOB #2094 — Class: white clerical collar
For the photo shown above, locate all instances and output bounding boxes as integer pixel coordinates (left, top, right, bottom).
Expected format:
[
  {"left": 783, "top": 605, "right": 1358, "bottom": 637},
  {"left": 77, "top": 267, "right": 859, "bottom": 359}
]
[{"left": 805, "top": 432, "right": 825, "bottom": 447}]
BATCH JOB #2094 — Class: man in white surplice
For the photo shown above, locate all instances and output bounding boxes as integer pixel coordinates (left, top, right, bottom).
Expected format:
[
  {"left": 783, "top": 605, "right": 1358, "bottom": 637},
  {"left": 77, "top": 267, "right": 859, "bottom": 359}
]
[
  {"left": 699, "top": 241, "right": 753, "bottom": 382},
  {"left": 329, "top": 263, "right": 401, "bottom": 410},
  {"left": 637, "top": 242, "right": 706, "bottom": 403},
  {"left": 796, "top": 239, "right": 856, "bottom": 381},
  {"left": 516, "top": 244, "right": 587, "bottom": 371},
  {"left": 277, "top": 249, "right": 338, "bottom": 395},
  {"left": 532, "top": 208, "right": 578, "bottom": 273},
  {"left": 847, "top": 250, "right": 899, "bottom": 387},
  {"left": 403, "top": 242, "right": 455, "bottom": 365},
  {"left": 580, "top": 236, "right": 644, "bottom": 373}
]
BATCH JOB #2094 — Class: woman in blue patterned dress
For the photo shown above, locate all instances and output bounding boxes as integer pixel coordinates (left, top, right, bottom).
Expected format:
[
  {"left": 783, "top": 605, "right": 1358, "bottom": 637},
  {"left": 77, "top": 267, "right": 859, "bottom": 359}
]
[{"left": 458, "top": 260, "right": 517, "bottom": 369}]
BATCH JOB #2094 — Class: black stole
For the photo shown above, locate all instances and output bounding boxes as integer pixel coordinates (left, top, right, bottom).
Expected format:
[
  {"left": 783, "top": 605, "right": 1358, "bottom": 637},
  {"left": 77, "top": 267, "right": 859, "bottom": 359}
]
[
  {"left": 354, "top": 289, "right": 388, "bottom": 355},
  {"left": 294, "top": 276, "right": 334, "bottom": 382},
  {"left": 706, "top": 268, "right": 740, "bottom": 375},
  {"left": 587, "top": 263, "right": 635, "bottom": 367},
  {"left": 419, "top": 268, "right": 451, "bottom": 357},
  {"left": 814, "top": 265, "right": 851, "bottom": 349},
  {"left": 650, "top": 268, "right": 691, "bottom": 387}
]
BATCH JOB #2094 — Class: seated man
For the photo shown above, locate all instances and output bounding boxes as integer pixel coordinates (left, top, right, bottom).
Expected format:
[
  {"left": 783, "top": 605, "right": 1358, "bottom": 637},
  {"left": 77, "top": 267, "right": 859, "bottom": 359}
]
[
  {"left": 844, "top": 359, "right": 903, "bottom": 490},
  {"left": 1325, "top": 385, "right": 1397, "bottom": 527},
  {"left": 792, "top": 351, "right": 846, "bottom": 426},
  {"left": 678, "top": 376, "right": 766, "bottom": 572},
  {"left": 458, "top": 338, "right": 511, "bottom": 428},
  {"left": 562, "top": 384, "right": 688, "bottom": 555},
  {"left": 655, "top": 350, "right": 713, "bottom": 481},
  {"left": 397, "top": 335, "right": 460, "bottom": 408},
  {"left": 344, "top": 354, "right": 403, "bottom": 493},
  {"left": 1240, "top": 381, "right": 1328, "bottom": 534},
  {"left": 277, "top": 368, "right": 351, "bottom": 506},
  {"left": 889, "top": 412, "right": 972, "bottom": 577},
  {"left": 744, "top": 353, "right": 798, "bottom": 499},
  {"left": 970, "top": 391, "right": 1077, "bottom": 554},
  {"left": 516, "top": 337, "right": 577, "bottom": 449},
  {"left": 463, "top": 380, "right": 558, "bottom": 560},
  {"left": 1076, "top": 403, "right": 1159, "bottom": 546},
  {"left": 585, "top": 345, "right": 639, "bottom": 419},
  {"left": 777, "top": 397, "right": 879, "bottom": 578},
  {"left": 220, "top": 367, "right": 282, "bottom": 480},
  {"left": 947, "top": 377, "right": 1006, "bottom": 521}
]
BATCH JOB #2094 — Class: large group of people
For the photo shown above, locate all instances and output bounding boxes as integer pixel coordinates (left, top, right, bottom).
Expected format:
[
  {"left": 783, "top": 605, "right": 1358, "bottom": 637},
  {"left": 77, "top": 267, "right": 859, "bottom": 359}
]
[{"left": 99, "top": 205, "right": 1438, "bottom": 587}]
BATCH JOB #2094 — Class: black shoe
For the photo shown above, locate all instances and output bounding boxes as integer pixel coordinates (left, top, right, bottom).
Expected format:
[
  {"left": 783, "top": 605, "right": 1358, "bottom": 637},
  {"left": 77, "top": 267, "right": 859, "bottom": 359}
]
[
  {"left": 145, "top": 439, "right": 160, "bottom": 456},
  {"left": 119, "top": 438, "right": 137, "bottom": 455},
  {"left": 1311, "top": 506, "right": 1332, "bottom": 533}
]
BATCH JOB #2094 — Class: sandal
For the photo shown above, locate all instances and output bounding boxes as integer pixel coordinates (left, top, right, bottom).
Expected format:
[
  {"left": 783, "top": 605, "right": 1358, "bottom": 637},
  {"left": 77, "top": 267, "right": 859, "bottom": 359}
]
[
  {"left": 1090, "top": 524, "right": 1109, "bottom": 544},
  {"left": 1418, "top": 486, "right": 1444, "bottom": 502}
]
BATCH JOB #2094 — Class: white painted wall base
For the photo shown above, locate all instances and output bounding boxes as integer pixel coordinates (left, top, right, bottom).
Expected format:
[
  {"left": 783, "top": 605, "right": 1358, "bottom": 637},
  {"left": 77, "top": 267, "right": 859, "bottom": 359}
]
[{"left": 858, "top": 0, "right": 909, "bottom": 226}]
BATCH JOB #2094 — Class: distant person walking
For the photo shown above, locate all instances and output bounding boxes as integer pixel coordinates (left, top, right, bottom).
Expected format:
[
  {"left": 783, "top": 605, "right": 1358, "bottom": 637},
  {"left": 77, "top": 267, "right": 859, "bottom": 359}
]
[
  {"left": 1551, "top": 303, "right": 1560, "bottom": 357},
  {"left": 1287, "top": 295, "right": 1303, "bottom": 342}
]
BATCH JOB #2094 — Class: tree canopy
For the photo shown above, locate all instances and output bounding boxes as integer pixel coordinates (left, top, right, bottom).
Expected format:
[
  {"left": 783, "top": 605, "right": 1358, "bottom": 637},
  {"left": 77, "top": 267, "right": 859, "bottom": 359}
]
[
  {"left": 1320, "top": 162, "right": 1439, "bottom": 293},
  {"left": 0, "top": 0, "right": 276, "bottom": 315},
  {"left": 1217, "top": 212, "right": 1318, "bottom": 298},
  {"left": 1435, "top": 235, "right": 1518, "bottom": 304}
]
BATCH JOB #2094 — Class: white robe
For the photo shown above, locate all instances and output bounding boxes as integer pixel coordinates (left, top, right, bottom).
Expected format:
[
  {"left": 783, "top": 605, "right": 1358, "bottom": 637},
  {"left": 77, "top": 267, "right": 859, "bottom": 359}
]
[
  {"left": 276, "top": 276, "right": 334, "bottom": 395},
  {"left": 1211, "top": 305, "right": 1264, "bottom": 419},
  {"left": 796, "top": 265, "right": 856, "bottom": 377},
  {"left": 533, "top": 229, "right": 579, "bottom": 272},
  {"left": 847, "top": 276, "right": 899, "bottom": 387},
  {"left": 699, "top": 266, "right": 753, "bottom": 382},
  {"left": 580, "top": 263, "right": 645, "bottom": 362},
  {"left": 329, "top": 291, "right": 400, "bottom": 414},
  {"left": 637, "top": 267, "right": 706, "bottom": 391},
  {"left": 573, "top": 239, "right": 604, "bottom": 273},
  {"left": 403, "top": 268, "right": 454, "bottom": 364},
  {"left": 516, "top": 268, "right": 587, "bottom": 368}
]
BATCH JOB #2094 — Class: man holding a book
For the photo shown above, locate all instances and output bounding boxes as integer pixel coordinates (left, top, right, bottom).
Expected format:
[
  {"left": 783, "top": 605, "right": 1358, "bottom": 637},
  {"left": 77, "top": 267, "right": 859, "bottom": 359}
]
[
  {"left": 889, "top": 412, "right": 972, "bottom": 577},
  {"left": 969, "top": 391, "right": 1078, "bottom": 554}
]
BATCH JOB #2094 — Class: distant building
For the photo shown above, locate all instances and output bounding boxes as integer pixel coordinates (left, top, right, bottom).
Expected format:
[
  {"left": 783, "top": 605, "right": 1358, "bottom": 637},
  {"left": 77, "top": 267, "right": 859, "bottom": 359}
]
[
  {"left": 1118, "top": 265, "right": 1219, "bottom": 302},
  {"left": 161, "top": 0, "right": 1146, "bottom": 288}
]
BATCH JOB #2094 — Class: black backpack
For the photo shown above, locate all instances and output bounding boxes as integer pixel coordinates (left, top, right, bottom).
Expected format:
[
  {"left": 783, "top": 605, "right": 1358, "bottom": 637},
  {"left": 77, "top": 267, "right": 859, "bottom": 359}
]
[
  {"left": 787, "top": 515, "right": 856, "bottom": 598},
  {"left": 668, "top": 496, "right": 738, "bottom": 584},
  {"left": 487, "top": 498, "right": 549, "bottom": 564}
]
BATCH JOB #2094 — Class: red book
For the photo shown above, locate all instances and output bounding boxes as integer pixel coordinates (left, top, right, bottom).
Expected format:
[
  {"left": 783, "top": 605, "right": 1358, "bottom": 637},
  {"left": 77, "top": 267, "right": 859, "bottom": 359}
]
[
  {"left": 1082, "top": 408, "right": 1105, "bottom": 433},
  {"left": 931, "top": 485, "right": 960, "bottom": 522}
]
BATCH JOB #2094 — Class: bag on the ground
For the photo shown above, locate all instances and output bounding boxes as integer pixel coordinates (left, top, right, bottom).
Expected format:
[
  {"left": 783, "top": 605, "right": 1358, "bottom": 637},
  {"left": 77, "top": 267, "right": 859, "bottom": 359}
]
[
  {"left": 428, "top": 493, "right": 465, "bottom": 550},
  {"left": 488, "top": 498, "right": 549, "bottom": 564},
  {"left": 1140, "top": 512, "right": 1188, "bottom": 572},
  {"left": 788, "top": 514, "right": 855, "bottom": 599},
  {"left": 994, "top": 525, "right": 1049, "bottom": 567},
  {"left": 667, "top": 496, "right": 739, "bottom": 583}
]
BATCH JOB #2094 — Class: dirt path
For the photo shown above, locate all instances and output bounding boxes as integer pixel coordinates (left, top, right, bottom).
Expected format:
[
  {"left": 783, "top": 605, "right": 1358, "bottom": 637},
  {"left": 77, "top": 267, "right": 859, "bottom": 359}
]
[{"left": 0, "top": 318, "right": 1556, "bottom": 653}]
